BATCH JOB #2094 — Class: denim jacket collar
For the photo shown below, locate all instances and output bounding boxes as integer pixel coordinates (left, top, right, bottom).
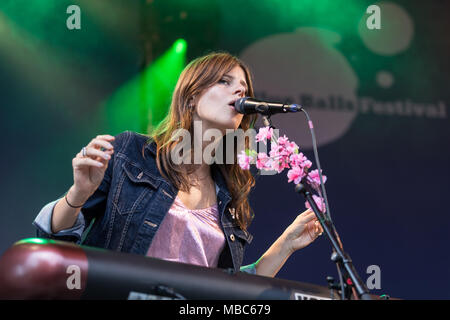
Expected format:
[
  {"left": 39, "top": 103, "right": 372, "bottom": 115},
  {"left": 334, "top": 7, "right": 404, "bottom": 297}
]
[{"left": 146, "top": 138, "right": 157, "bottom": 156}]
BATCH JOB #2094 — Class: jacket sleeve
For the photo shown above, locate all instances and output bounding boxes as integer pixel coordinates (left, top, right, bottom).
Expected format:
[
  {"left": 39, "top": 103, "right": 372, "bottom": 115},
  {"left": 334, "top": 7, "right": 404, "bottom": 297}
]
[
  {"left": 31, "top": 131, "right": 128, "bottom": 244},
  {"left": 32, "top": 198, "right": 87, "bottom": 243},
  {"left": 32, "top": 185, "right": 109, "bottom": 244}
]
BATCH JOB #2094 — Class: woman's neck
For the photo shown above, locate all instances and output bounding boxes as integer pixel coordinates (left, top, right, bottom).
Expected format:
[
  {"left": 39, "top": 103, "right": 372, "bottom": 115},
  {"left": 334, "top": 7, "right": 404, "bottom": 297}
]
[
  {"left": 189, "top": 121, "right": 224, "bottom": 179},
  {"left": 190, "top": 163, "right": 211, "bottom": 181}
]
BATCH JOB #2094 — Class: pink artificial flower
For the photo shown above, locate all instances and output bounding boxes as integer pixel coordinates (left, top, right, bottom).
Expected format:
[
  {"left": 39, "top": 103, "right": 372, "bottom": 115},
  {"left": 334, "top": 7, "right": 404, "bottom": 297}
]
[
  {"left": 287, "top": 165, "right": 305, "bottom": 184},
  {"left": 290, "top": 152, "right": 307, "bottom": 167},
  {"left": 270, "top": 143, "right": 290, "bottom": 161},
  {"left": 303, "top": 160, "right": 312, "bottom": 169},
  {"left": 238, "top": 150, "right": 253, "bottom": 170},
  {"left": 239, "top": 128, "right": 328, "bottom": 202},
  {"left": 255, "top": 126, "right": 273, "bottom": 144},
  {"left": 286, "top": 141, "right": 299, "bottom": 154},
  {"left": 269, "top": 145, "right": 279, "bottom": 158},
  {"left": 269, "top": 145, "right": 290, "bottom": 173},
  {"left": 308, "top": 169, "right": 327, "bottom": 187},
  {"left": 256, "top": 152, "right": 270, "bottom": 170},
  {"left": 271, "top": 159, "right": 283, "bottom": 173},
  {"left": 305, "top": 195, "right": 326, "bottom": 213},
  {"left": 277, "top": 135, "right": 289, "bottom": 146},
  {"left": 280, "top": 159, "right": 290, "bottom": 172}
]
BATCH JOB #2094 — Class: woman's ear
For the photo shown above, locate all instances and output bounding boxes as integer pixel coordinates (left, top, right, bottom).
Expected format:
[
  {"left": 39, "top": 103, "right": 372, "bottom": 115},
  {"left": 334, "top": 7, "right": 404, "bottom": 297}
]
[{"left": 188, "top": 95, "right": 196, "bottom": 108}]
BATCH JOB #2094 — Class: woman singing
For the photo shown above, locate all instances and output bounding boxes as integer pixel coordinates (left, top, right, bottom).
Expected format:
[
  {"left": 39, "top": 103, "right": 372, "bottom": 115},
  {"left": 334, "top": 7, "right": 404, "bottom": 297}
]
[{"left": 33, "top": 52, "right": 322, "bottom": 277}]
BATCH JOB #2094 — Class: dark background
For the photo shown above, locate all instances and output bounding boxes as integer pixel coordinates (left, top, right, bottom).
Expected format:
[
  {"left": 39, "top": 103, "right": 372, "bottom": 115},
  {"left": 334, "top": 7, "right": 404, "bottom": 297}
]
[{"left": 0, "top": 0, "right": 448, "bottom": 299}]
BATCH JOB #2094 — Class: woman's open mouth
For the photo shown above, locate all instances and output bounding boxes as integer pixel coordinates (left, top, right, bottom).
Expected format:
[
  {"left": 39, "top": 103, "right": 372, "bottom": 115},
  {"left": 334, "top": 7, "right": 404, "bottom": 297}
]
[{"left": 228, "top": 100, "right": 237, "bottom": 110}]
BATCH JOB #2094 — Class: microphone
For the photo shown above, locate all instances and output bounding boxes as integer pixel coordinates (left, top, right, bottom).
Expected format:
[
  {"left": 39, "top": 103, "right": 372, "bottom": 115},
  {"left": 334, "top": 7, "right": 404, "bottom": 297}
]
[{"left": 234, "top": 97, "right": 303, "bottom": 115}]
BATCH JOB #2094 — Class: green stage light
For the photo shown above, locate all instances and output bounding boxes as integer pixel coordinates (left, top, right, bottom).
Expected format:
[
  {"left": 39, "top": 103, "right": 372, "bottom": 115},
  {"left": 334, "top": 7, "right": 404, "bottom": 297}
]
[
  {"left": 174, "top": 38, "right": 187, "bottom": 54},
  {"left": 101, "top": 39, "right": 187, "bottom": 134},
  {"left": 15, "top": 238, "right": 50, "bottom": 245}
]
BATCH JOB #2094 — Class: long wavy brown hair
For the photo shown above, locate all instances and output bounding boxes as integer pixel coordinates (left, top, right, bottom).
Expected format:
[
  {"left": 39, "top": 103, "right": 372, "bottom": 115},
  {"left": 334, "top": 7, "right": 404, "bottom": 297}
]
[{"left": 147, "top": 52, "right": 257, "bottom": 230}]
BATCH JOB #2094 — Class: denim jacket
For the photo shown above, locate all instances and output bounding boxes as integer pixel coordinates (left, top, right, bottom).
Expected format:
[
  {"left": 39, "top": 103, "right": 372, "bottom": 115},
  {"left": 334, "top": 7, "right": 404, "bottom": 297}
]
[{"left": 33, "top": 131, "right": 255, "bottom": 273}]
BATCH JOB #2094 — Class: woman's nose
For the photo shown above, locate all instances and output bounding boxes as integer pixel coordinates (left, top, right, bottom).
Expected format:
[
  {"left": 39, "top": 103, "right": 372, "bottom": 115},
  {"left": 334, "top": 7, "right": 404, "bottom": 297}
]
[{"left": 234, "top": 85, "right": 246, "bottom": 97}]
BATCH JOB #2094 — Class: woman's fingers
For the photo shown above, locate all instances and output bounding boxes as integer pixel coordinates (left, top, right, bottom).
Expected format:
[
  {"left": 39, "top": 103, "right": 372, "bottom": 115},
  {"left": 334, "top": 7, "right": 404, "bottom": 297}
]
[
  {"left": 75, "top": 135, "right": 115, "bottom": 163},
  {"left": 87, "top": 138, "right": 114, "bottom": 151},
  {"left": 299, "top": 209, "right": 324, "bottom": 233},
  {"left": 81, "top": 146, "right": 112, "bottom": 161},
  {"left": 312, "top": 220, "right": 323, "bottom": 236},
  {"left": 297, "top": 208, "right": 324, "bottom": 239},
  {"left": 74, "top": 134, "right": 115, "bottom": 168},
  {"left": 297, "top": 209, "right": 317, "bottom": 224},
  {"left": 73, "top": 156, "right": 104, "bottom": 168},
  {"left": 307, "top": 220, "right": 323, "bottom": 239},
  {"left": 95, "top": 134, "right": 115, "bottom": 141}
]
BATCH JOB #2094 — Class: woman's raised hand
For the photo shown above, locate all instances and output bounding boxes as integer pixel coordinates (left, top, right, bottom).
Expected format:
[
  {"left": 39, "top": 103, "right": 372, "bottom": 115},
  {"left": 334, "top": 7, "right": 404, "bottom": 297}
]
[
  {"left": 70, "top": 135, "right": 115, "bottom": 204},
  {"left": 281, "top": 208, "right": 324, "bottom": 254}
]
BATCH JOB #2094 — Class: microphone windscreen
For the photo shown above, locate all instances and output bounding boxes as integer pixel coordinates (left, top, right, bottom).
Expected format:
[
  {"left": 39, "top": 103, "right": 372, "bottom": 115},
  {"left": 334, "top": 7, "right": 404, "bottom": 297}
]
[{"left": 234, "top": 97, "right": 249, "bottom": 114}]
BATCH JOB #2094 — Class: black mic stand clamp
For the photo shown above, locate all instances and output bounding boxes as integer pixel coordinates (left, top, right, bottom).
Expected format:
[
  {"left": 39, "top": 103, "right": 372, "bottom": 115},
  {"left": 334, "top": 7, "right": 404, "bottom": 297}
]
[
  {"left": 295, "top": 180, "right": 372, "bottom": 300},
  {"left": 261, "top": 115, "right": 275, "bottom": 130},
  {"left": 326, "top": 275, "right": 346, "bottom": 300}
]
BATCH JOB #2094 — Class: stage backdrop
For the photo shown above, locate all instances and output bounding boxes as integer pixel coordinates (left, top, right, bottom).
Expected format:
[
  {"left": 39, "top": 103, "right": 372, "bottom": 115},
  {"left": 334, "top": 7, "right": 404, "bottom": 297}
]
[{"left": 0, "top": 0, "right": 448, "bottom": 299}]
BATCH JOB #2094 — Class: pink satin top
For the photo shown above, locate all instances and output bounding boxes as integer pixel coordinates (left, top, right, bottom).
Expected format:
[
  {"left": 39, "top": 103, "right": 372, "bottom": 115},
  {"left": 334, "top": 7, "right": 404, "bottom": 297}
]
[{"left": 146, "top": 195, "right": 225, "bottom": 268}]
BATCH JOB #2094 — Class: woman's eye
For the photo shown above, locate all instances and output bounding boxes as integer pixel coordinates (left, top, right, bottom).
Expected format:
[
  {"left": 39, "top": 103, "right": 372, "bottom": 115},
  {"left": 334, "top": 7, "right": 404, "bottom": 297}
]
[{"left": 219, "top": 78, "right": 230, "bottom": 85}]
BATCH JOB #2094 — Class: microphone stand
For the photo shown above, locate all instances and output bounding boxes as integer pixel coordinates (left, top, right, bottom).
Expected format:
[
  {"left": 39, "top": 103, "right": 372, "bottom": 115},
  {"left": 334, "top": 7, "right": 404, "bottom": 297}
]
[
  {"left": 260, "top": 115, "right": 371, "bottom": 300},
  {"left": 294, "top": 180, "right": 372, "bottom": 300},
  {"left": 261, "top": 115, "right": 278, "bottom": 140}
]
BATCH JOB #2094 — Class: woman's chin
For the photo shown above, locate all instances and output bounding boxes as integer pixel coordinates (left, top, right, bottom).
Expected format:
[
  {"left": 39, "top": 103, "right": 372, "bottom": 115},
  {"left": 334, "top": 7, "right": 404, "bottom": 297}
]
[
  {"left": 224, "top": 118, "right": 242, "bottom": 131},
  {"left": 200, "top": 113, "right": 243, "bottom": 132},
  {"left": 230, "top": 114, "right": 244, "bottom": 130}
]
